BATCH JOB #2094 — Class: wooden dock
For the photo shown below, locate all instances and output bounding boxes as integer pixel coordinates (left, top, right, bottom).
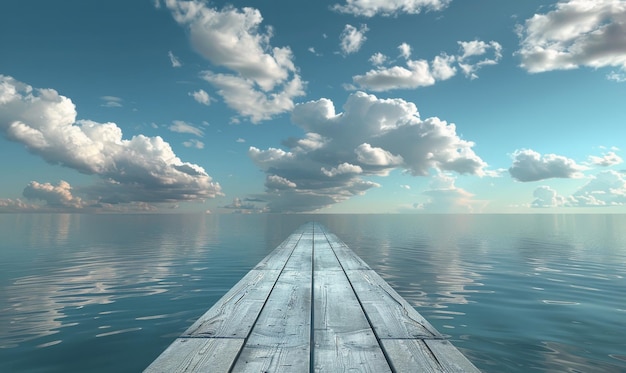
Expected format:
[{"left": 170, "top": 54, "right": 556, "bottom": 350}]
[{"left": 145, "top": 222, "right": 480, "bottom": 372}]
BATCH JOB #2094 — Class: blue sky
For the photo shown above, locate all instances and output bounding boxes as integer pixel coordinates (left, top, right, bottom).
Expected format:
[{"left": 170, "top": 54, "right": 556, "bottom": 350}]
[{"left": 1, "top": 0, "right": 626, "bottom": 213}]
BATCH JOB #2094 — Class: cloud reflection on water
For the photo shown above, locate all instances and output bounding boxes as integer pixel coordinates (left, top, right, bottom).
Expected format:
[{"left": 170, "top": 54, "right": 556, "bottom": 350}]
[{"left": 1, "top": 214, "right": 220, "bottom": 349}]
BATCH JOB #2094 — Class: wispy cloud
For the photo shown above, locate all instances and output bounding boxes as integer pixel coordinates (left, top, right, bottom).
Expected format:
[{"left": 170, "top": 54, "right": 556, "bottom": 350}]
[
  {"left": 169, "top": 120, "right": 203, "bottom": 137},
  {"left": 168, "top": 50, "right": 182, "bottom": 67},
  {"left": 352, "top": 40, "right": 500, "bottom": 91},
  {"left": 333, "top": 0, "right": 451, "bottom": 17},
  {"left": 183, "top": 139, "right": 204, "bottom": 149},
  {"left": 100, "top": 96, "right": 122, "bottom": 107}
]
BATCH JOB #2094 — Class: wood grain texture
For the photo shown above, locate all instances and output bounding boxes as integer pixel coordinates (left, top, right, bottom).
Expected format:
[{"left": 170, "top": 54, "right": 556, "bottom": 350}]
[
  {"left": 182, "top": 269, "right": 281, "bottom": 338},
  {"left": 425, "top": 340, "right": 481, "bottom": 373},
  {"left": 313, "top": 270, "right": 391, "bottom": 372},
  {"left": 381, "top": 339, "right": 444, "bottom": 373},
  {"left": 283, "top": 236, "right": 314, "bottom": 272},
  {"left": 144, "top": 338, "right": 244, "bottom": 373},
  {"left": 325, "top": 236, "right": 372, "bottom": 270},
  {"left": 232, "top": 271, "right": 312, "bottom": 372},
  {"left": 253, "top": 234, "right": 301, "bottom": 270},
  {"left": 313, "top": 236, "right": 342, "bottom": 271},
  {"left": 344, "top": 268, "right": 441, "bottom": 339}
]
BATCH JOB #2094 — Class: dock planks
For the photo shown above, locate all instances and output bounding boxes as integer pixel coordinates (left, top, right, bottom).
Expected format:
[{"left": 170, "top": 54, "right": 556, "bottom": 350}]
[{"left": 145, "top": 222, "right": 480, "bottom": 372}]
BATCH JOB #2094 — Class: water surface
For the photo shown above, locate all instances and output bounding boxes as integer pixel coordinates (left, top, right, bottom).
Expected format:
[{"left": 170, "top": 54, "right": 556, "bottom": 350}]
[{"left": 1, "top": 214, "right": 625, "bottom": 372}]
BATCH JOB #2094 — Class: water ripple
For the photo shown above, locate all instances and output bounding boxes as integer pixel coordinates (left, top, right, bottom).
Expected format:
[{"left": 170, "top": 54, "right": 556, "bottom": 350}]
[{"left": 1, "top": 214, "right": 626, "bottom": 373}]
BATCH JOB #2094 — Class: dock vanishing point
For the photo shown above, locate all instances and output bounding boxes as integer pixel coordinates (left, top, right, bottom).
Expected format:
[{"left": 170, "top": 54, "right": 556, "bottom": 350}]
[{"left": 145, "top": 222, "right": 480, "bottom": 372}]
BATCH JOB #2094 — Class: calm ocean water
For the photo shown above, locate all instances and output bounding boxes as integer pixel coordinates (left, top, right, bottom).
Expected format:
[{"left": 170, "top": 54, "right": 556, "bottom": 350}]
[{"left": 1, "top": 213, "right": 625, "bottom": 372}]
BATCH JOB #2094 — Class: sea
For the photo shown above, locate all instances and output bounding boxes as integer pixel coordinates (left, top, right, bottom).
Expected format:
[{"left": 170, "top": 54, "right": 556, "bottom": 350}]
[{"left": 1, "top": 213, "right": 625, "bottom": 372}]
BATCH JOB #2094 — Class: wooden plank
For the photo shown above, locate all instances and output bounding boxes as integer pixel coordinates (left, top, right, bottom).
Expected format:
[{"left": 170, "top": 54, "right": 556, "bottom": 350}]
[
  {"left": 232, "top": 270, "right": 312, "bottom": 371},
  {"left": 344, "top": 268, "right": 441, "bottom": 339},
  {"left": 283, "top": 235, "right": 313, "bottom": 272},
  {"left": 425, "top": 340, "right": 481, "bottom": 373},
  {"left": 326, "top": 235, "right": 372, "bottom": 270},
  {"left": 313, "top": 270, "right": 391, "bottom": 372},
  {"left": 253, "top": 221, "right": 311, "bottom": 270},
  {"left": 313, "top": 236, "right": 342, "bottom": 271},
  {"left": 380, "top": 339, "right": 443, "bottom": 373},
  {"left": 253, "top": 234, "right": 301, "bottom": 270},
  {"left": 144, "top": 338, "right": 244, "bottom": 373},
  {"left": 146, "top": 222, "right": 481, "bottom": 373},
  {"left": 182, "top": 270, "right": 281, "bottom": 338}
]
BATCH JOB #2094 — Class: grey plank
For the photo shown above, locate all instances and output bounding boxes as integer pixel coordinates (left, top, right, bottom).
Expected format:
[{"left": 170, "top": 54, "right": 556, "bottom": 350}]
[
  {"left": 313, "top": 270, "right": 391, "bottom": 372},
  {"left": 146, "top": 222, "right": 481, "bottom": 373},
  {"left": 283, "top": 236, "right": 314, "bottom": 272},
  {"left": 313, "top": 236, "right": 342, "bottom": 271},
  {"left": 380, "top": 339, "right": 443, "bottom": 373},
  {"left": 144, "top": 338, "right": 244, "bottom": 373},
  {"left": 425, "top": 340, "right": 481, "bottom": 373},
  {"left": 345, "top": 268, "right": 441, "bottom": 339},
  {"left": 254, "top": 234, "right": 301, "bottom": 270},
  {"left": 232, "top": 270, "right": 312, "bottom": 372},
  {"left": 182, "top": 269, "right": 281, "bottom": 338},
  {"left": 326, "top": 235, "right": 371, "bottom": 270}
]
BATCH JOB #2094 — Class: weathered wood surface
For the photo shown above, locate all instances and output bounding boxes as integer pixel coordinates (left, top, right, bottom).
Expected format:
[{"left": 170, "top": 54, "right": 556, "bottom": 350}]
[{"left": 145, "top": 222, "right": 480, "bottom": 372}]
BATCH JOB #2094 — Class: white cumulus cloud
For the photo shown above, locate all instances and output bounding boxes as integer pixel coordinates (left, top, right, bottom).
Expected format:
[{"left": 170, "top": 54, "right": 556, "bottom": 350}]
[
  {"left": 189, "top": 89, "right": 212, "bottom": 105},
  {"left": 509, "top": 149, "right": 586, "bottom": 182},
  {"left": 0, "top": 198, "right": 39, "bottom": 212},
  {"left": 398, "top": 42, "right": 411, "bottom": 59},
  {"left": 415, "top": 174, "right": 483, "bottom": 213},
  {"left": 517, "top": 0, "right": 626, "bottom": 77},
  {"left": 457, "top": 40, "right": 502, "bottom": 79},
  {"left": 588, "top": 151, "right": 623, "bottom": 166},
  {"left": 352, "top": 39, "right": 500, "bottom": 91},
  {"left": 22, "top": 180, "right": 85, "bottom": 209},
  {"left": 530, "top": 170, "right": 626, "bottom": 208},
  {"left": 322, "top": 162, "right": 363, "bottom": 177},
  {"left": 0, "top": 75, "right": 222, "bottom": 206},
  {"left": 248, "top": 91, "right": 486, "bottom": 212},
  {"left": 355, "top": 143, "right": 403, "bottom": 167},
  {"left": 265, "top": 175, "right": 297, "bottom": 189},
  {"left": 369, "top": 52, "right": 388, "bottom": 66},
  {"left": 202, "top": 71, "right": 304, "bottom": 123},
  {"left": 353, "top": 59, "right": 438, "bottom": 91},
  {"left": 532, "top": 185, "right": 567, "bottom": 208},
  {"left": 165, "top": 0, "right": 305, "bottom": 122},
  {"left": 571, "top": 170, "right": 626, "bottom": 206},
  {"left": 333, "top": 0, "right": 452, "bottom": 17},
  {"left": 340, "top": 24, "right": 369, "bottom": 55}
]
